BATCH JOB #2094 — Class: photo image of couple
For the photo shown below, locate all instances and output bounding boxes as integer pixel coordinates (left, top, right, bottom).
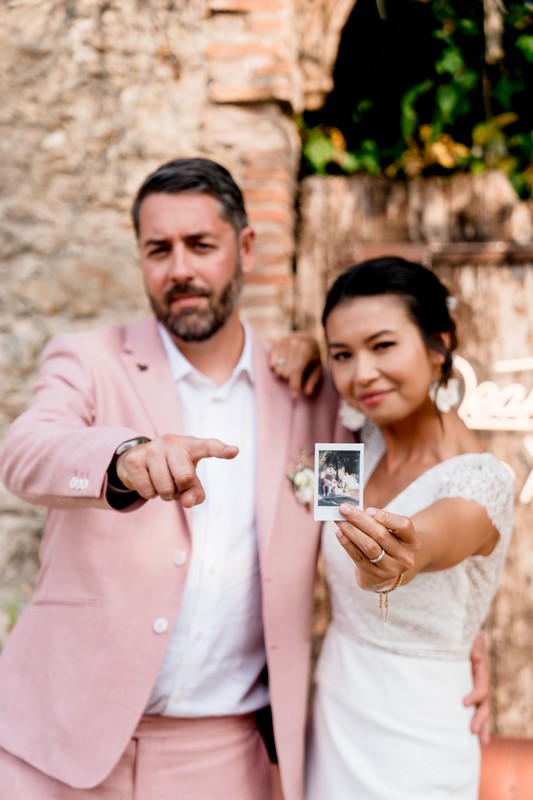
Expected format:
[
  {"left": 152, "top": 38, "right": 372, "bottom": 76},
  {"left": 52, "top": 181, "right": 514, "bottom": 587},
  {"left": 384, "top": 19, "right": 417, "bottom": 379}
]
[
  {"left": 317, "top": 446, "right": 362, "bottom": 510},
  {"left": 0, "top": 157, "right": 513, "bottom": 800}
]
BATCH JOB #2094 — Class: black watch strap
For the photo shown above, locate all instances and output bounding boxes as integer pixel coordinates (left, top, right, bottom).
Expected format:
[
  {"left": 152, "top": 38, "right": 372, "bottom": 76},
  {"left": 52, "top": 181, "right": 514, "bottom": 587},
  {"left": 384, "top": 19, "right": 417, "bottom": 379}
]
[{"left": 106, "top": 437, "right": 150, "bottom": 506}]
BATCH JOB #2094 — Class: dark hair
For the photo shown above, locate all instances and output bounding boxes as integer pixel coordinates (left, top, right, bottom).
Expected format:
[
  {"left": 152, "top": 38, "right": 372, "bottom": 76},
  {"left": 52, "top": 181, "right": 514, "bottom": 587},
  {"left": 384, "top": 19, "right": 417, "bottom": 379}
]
[
  {"left": 322, "top": 256, "right": 458, "bottom": 383},
  {"left": 131, "top": 157, "right": 248, "bottom": 237}
]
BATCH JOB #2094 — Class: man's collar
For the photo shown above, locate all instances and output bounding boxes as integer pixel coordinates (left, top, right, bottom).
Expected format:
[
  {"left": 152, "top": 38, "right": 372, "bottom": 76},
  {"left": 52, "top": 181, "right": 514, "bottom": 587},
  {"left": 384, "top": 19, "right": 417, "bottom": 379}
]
[{"left": 156, "top": 319, "right": 255, "bottom": 385}]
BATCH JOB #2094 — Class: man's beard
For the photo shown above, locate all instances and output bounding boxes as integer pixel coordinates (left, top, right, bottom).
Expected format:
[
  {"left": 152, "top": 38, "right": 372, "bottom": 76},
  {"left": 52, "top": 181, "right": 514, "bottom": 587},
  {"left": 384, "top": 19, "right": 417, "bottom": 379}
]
[{"left": 149, "top": 261, "right": 243, "bottom": 343}]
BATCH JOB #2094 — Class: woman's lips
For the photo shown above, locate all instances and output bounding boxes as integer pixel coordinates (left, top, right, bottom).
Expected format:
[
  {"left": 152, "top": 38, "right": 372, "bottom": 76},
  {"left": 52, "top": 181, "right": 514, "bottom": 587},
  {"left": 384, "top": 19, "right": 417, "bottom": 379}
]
[{"left": 357, "top": 390, "right": 390, "bottom": 408}]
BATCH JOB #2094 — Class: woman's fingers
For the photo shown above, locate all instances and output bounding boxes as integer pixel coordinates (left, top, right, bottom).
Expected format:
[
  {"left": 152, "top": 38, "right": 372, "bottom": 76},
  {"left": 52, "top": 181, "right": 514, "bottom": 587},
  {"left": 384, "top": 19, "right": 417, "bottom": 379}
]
[
  {"left": 366, "top": 507, "right": 419, "bottom": 545},
  {"left": 269, "top": 333, "right": 323, "bottom": 396},
  {"left": 334, "top": 503, "right": 421, "bottom": 589}
]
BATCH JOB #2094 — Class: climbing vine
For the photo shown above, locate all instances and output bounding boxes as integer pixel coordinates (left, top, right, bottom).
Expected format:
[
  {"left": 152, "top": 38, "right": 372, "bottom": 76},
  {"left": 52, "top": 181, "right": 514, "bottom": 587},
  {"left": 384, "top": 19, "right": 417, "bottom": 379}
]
[{"left": 299, "top": 0, "right": 533, "bottom": 198}]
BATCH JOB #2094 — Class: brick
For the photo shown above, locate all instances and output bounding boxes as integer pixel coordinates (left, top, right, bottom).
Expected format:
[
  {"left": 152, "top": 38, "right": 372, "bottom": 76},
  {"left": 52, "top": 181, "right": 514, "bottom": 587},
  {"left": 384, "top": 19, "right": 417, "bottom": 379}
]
[
  {"left": 243, "top": 166, "right": 293, "bottom": 183},
  {"left": 248, "top": 207, "right": 292, "bottom": 224},
  {"left": 208, "top": 0, "right": 285, "bottom": 11},
  {"left": 204, "top": 41, "right": 280, "bottom": 60},
  {"left": 245, "top": 273, "right": 291, "bottom": 285},
  {"left": 244, "top": 187, "right": 292, "bottom": 203},
  {"left": 208, "top": 81, "right": 294, "bottom": 103},
  {"left": 246, "top": 18, "right": 284, "bottom": 35},
  {"left": 208, "top": 84, "right": 275, "bottom": 103}
]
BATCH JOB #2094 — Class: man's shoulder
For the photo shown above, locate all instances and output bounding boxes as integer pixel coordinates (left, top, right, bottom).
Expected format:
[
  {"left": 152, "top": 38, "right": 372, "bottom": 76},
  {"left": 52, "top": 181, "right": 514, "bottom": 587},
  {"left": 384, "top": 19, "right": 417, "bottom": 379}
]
[{"left": 44, "top": 316, "right": 155, "bottom": 353}]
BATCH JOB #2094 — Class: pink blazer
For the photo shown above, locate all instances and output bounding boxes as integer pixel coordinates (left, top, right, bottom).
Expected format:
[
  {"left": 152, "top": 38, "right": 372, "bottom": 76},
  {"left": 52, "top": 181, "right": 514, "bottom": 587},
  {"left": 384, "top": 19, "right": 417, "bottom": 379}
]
[{"left": 0, "top": 316, "right": 345, "bottom": 800}]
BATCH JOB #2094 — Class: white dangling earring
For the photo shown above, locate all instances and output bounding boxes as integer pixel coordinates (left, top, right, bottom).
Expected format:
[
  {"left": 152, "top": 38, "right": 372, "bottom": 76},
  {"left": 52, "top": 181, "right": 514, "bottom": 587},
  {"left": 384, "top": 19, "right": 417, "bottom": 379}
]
[
  {"left": 429, "top": 378, "right": 461, "bottom": 413},
  {"left": 339, "top": 399, "right": 367, "bottom": 431}
]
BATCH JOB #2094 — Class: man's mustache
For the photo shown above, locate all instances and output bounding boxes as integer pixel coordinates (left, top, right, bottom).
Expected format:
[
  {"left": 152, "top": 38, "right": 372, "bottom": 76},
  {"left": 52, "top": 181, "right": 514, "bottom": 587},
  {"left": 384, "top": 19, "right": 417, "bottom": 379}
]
[{"left": 165, "top": 284, "right": 212, "bottom": 303}]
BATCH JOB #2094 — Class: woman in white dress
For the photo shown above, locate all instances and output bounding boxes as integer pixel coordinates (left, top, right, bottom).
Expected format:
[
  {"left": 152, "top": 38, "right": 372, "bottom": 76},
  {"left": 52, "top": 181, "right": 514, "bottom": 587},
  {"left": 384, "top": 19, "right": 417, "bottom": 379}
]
[{"left": 302, "top": 257, "right": 514, "bottom": 800}]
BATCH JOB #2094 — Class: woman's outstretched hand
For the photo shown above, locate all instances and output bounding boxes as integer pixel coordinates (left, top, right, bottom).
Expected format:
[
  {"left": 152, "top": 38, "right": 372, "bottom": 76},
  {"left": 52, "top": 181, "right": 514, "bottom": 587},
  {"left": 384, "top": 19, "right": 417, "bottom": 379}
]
[{"left": 335, "top": 504, "right": 421, "bottom": 591}]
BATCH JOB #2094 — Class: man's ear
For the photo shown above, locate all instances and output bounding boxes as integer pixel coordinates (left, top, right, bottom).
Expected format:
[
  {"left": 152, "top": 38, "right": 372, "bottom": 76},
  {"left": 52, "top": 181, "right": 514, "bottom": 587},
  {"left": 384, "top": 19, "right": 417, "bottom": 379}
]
[{"left": 239, "top": 227, "right": 255, "bottom": 276}]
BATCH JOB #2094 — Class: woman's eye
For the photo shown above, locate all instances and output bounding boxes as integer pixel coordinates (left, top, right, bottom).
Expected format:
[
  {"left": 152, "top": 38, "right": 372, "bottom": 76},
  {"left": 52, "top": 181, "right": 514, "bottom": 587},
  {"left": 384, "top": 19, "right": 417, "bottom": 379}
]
[
  {"left": 375, "top": 340, "right": 395, "bottom": 351},
  {"left": 331, "top": 351, "right": 351, "bottom": 362}
]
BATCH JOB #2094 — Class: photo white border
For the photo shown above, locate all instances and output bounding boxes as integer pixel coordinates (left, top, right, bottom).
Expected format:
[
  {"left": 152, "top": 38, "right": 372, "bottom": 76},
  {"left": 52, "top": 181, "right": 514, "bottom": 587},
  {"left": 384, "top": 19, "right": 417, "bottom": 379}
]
[{"left": 314, "top": 443, "right": 364, "bottom": 521}]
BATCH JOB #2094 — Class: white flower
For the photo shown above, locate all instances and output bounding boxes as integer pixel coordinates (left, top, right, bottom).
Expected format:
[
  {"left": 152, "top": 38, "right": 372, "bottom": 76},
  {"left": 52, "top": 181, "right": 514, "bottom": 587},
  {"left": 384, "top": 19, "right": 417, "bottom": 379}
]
[
  {"left": 288, "top": 465, "right": 314, "bottom": 508},
  {"left": 339, "top": 399, "right": 366, "bottom": 431},
  {"left": 429, "top": 377, "right": 461, "bottom": 413}
]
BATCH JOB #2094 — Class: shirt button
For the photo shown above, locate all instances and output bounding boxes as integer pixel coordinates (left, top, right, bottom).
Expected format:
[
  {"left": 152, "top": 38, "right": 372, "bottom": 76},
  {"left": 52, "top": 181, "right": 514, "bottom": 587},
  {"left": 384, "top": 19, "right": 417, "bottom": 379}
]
[
  {"left": 153, "top": 617, "right": 169, "bottom": 634},
  {"left": 174, "top": 550, "right": 187, "bottom": 567}
]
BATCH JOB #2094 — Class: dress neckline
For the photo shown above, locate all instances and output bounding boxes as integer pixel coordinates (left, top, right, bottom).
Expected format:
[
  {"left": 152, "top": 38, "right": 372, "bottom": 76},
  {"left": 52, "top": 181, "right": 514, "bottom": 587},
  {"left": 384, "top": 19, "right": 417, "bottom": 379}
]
[{"left": 364, "top": 425, "right": 494, "bottom": 510}]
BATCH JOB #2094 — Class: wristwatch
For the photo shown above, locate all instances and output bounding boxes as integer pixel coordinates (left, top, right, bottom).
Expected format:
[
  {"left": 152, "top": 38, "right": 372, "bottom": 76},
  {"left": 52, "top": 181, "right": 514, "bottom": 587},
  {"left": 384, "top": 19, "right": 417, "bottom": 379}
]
[
  {"left": 114, "top": 436, "right": 151, "bottom": 458},
  {"left": 107, "top": 437, "right": 151, "bottom": 493}
]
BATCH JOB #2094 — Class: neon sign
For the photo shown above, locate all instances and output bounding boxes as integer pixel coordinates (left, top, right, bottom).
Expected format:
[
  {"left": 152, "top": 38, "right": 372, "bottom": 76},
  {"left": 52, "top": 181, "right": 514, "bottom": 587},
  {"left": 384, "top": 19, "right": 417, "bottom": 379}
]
[{"left": 455, "top": 355, "right": 533, "bottom": 503}]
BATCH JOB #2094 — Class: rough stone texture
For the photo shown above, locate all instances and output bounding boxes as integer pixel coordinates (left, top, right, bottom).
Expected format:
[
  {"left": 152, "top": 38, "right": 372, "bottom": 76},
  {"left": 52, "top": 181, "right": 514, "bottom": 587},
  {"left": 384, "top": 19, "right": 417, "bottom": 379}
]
[
  {"left": 0, "top": 0, "right": 357, "bottom": 641},
  {"left": 295, "top": 0, "right": 356, "bottom": 110},
  {"left": 295, "top": 172, "right": 533, "bottom": 339}
]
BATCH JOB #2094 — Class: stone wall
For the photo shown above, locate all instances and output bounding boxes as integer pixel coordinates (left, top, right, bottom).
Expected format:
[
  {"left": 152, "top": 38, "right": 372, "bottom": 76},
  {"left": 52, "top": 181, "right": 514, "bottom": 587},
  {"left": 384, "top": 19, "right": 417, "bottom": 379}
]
[{"left": 0, "top": 0, "right": 357, "bottom": 637}]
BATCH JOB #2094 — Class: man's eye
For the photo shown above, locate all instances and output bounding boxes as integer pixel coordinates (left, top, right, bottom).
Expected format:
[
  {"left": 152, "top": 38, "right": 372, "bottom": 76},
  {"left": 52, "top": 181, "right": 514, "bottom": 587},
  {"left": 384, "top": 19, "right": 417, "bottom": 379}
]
[{"left": 148, "top": 246, "right": 169, "bottom": 256}]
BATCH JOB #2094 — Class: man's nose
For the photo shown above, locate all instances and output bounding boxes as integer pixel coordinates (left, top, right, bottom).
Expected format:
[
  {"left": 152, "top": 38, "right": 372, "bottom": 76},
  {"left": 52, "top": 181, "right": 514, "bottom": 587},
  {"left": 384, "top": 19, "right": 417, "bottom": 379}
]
[{"left": 169, "top": 245, "right": 193, "bottom": 279}]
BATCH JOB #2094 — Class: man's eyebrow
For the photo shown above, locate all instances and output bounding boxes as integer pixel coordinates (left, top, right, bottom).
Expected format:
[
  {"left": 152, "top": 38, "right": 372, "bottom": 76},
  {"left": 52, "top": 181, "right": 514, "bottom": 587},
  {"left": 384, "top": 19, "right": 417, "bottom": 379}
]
[
  {"left": 185, "top": 231, "right": 216, "bottom": 240},
  {"left": 143, "top": 232, "right": 215, "bottom": 245},
  {"left": 142, "top": 237, "right": 169, "bottom": 247}
]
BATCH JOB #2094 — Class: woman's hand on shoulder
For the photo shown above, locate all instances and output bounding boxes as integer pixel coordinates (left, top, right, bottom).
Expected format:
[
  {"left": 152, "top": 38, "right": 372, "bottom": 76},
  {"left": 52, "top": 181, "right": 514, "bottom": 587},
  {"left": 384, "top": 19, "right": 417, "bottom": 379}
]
[{"left": 269, "top": 331, "right": 323, "bottom": 397}]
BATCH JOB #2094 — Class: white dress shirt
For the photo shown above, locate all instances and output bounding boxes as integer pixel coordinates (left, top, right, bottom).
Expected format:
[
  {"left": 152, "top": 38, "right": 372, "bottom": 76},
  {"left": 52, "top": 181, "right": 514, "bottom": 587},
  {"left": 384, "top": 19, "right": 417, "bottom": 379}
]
[{"left": 145, "top": 321, "right": 269, "bottom": 717}]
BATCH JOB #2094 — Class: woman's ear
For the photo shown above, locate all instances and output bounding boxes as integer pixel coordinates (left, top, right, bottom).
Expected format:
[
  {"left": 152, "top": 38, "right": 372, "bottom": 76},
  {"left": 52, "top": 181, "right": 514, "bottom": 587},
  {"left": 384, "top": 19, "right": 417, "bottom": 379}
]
[{"left": 429, "top": 332, "right": 451, "bottom": 366}]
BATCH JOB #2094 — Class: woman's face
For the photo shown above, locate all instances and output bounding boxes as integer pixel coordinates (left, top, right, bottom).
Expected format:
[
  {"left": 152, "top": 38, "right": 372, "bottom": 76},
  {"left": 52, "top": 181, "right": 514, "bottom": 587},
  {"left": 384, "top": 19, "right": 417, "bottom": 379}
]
[{"left": 326, "top": 293, "right": 444, "bottom": 426}]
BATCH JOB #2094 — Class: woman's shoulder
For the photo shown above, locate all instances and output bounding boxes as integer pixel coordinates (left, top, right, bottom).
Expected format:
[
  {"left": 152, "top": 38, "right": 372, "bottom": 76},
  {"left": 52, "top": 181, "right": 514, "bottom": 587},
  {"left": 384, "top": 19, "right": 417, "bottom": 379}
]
[
  {"left": 437, "top": 450, "right": 510, "bottom": 480},
  {"left": 431, "top": 452, "right": 514, "bottom": 540}
]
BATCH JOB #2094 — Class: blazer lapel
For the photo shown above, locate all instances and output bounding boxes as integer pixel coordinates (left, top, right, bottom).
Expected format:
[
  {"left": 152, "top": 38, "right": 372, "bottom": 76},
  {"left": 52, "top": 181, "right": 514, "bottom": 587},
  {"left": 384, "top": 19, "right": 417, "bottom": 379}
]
[
  {"left": 120, "top": 316, "right": 192, "bottom": 530},
  {"left": 121, "top": 316, "right": 186, "bottom": 438},
  {"left": 252, "top": 333, "right": 293, "bottom": 555}
]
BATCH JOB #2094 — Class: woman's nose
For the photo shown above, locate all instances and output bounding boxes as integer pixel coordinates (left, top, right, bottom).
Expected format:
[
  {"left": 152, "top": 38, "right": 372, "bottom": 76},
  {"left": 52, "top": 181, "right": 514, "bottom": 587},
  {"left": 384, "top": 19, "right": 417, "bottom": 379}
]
[{"left": 352, "top": 353, "right": 378, "bottom": 385}]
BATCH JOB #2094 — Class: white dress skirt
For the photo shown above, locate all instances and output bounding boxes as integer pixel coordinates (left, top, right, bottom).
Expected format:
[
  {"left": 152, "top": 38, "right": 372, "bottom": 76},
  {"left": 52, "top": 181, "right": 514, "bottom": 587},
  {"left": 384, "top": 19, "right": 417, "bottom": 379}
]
[
  {"left": 305, "top": 424, "right": 514, "bottom": 800},
  {"left": 306, "top": 628, "right": 479, "bottom": 799}
]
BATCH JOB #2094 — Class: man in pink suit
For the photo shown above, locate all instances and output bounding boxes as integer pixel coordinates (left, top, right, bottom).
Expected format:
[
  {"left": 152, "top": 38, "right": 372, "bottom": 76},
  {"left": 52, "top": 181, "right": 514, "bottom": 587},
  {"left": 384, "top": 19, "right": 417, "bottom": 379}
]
[
  {"left": 0, "top": 157, "right": 344, "bottom": 799},
  {"left": 0, "top": 158, "right": 488, "bottom": 799}
]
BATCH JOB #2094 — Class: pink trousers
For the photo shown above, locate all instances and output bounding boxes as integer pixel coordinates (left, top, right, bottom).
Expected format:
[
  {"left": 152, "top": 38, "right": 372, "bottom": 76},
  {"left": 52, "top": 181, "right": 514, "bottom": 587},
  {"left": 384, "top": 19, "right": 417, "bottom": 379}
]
[{"left": 0, "top": 714, "right": 273, "bottom": 800}]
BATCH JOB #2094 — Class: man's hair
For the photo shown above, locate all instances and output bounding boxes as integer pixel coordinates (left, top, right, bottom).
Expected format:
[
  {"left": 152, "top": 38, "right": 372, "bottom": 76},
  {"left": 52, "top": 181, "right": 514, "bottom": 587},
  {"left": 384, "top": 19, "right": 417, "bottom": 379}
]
[{"left": 131, "top": 157, "right": 249, "bottom": 237}]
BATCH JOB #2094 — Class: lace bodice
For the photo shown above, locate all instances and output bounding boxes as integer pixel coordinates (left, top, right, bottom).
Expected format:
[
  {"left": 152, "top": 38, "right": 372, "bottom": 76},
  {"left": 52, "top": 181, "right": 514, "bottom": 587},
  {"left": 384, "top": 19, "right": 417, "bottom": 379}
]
[{"left": 322, "top": 424, "right": 514, "bottom": 660}]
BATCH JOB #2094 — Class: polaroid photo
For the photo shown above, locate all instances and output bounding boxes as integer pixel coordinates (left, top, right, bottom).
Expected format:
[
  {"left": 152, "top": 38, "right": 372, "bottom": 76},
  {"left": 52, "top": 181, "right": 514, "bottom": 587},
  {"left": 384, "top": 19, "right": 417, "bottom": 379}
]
[{"left": 314, "top": 443, "right": 364, "bottom": 521}]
